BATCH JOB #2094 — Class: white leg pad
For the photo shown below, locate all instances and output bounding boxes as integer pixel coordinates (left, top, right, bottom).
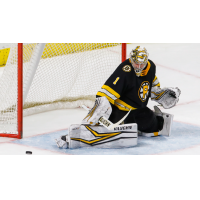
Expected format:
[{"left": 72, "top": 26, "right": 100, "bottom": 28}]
[{"left": 68, "top": 124, "right": 138, "bottom": 149}]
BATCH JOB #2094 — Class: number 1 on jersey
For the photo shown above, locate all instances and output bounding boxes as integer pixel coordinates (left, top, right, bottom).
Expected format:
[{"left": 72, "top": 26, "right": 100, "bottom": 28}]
[{"left": 113, "top": 77, "right": 120, "bottom": 85}]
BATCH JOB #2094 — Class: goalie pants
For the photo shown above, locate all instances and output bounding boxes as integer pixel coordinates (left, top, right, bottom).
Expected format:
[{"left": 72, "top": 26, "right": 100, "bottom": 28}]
[{"left": 109, "top": 105, "right": 163, "bottom": 133}]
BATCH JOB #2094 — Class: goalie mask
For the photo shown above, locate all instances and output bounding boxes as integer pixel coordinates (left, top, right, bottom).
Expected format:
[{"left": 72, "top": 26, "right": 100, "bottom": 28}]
[{"left": 130, "top": 46, "right": 149, "bottom": 77}]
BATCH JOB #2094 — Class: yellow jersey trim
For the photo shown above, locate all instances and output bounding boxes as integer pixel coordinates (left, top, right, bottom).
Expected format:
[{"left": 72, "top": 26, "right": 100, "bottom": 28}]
[
  {"left": 96, "top": 92, "right": 115, "bottom": 104},
  {"left": 140, "top": 61, "right": 151, "bottom": 76},
  {"left": 153, "top": 76, "right": 157, "bottom": 83},
  {"left": 114, "top": 99, "right": 137, "bottom": 111},
  {"left": 101, "top": 85, "right": 120, "bottom": 98}
]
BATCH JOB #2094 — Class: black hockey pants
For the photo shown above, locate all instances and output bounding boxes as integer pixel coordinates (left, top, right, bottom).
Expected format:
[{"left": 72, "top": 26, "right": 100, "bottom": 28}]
[{"left": 108, "top": 105, "right": 163, "bottom": 133}]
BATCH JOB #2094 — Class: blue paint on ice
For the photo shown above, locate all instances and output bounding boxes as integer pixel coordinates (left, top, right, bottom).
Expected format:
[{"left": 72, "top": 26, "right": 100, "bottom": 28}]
[{"left": 12, "top": 122, "right": 200, "bottom": 155}]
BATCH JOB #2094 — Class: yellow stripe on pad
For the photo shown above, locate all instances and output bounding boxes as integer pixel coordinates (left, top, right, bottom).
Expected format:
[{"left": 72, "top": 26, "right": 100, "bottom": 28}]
[
  {"left": 153, "top": 132, "right": 159, "bottom": 136},
  {"left": 154, "top": 83, "right": 160, "bottom": 87},
  {"left": 71, "top": 126, "right": 121, "bottom": 145}
]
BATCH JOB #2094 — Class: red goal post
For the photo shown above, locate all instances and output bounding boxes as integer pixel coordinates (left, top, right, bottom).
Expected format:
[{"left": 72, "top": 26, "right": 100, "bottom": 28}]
[
  {"left": 0, "top": 43, "right": 127, "bottom": 139},
  {"left": 0, "top": 44, "right": 23, "bottom": 139}
]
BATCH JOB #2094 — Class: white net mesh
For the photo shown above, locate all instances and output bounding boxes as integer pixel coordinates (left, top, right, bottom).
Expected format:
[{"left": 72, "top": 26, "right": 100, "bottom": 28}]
[{"left": 0, "top": 43, "right": 122, "bottom": 135}]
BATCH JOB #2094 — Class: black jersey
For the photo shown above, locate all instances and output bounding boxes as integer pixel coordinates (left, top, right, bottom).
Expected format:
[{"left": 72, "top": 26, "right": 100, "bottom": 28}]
[{"left": 97, "top": 58, "right": 160, "bottom": 111}]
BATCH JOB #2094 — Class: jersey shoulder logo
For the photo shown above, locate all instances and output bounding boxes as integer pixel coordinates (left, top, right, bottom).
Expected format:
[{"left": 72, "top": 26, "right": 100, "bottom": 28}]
[
  {"left": 138, "top": 81, "right": 150, "bottom": 102},
  {"left": 122, "top": 65, "right": 131, "bottom": 72}
]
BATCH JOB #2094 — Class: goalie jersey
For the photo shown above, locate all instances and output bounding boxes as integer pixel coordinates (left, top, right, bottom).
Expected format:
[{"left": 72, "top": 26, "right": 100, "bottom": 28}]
[{"left": 97, "top": 59, "right": 160, "bottom": 111}]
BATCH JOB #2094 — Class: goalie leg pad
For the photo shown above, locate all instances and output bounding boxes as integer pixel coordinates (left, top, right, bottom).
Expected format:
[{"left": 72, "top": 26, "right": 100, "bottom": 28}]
[
  {"left": 82, "top": 96, "right": 112, "bottom": 125},
  {"left": 68, "top": 124, "right": 138, "bottom": 149}
]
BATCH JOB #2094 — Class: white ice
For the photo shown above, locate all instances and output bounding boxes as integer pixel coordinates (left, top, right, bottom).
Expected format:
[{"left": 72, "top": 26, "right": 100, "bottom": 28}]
[{"left": 0, "top": 43, "right": 200, "bottom": 155}]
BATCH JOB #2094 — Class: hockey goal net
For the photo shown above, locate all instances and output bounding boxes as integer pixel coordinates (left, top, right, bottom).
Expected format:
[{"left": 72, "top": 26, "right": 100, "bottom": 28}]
[{"left": 0, "top": 43, "right": 126, "bottom": 138}]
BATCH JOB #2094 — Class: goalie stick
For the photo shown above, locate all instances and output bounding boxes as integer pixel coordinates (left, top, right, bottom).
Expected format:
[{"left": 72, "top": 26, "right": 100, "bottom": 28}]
[{"left": 81, "top": 105, "right": 133, "bottom": 130}]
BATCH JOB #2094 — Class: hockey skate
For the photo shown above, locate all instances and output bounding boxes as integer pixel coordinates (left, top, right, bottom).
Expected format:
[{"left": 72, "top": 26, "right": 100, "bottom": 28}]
[
  {"left": 138, "top": 130, "right": 162, "bottom": 137},
  {"left": 55, "top": 135, "right": 69, "bottom": 149}
]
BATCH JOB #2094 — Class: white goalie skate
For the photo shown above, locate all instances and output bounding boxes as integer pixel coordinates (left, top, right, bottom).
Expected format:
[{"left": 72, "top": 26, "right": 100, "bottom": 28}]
[{"left": 55, "top": 136, "right": 69, "bottom": 149}]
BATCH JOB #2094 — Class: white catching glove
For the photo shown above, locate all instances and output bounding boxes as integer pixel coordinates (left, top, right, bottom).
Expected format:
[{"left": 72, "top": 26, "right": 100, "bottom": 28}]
[
  {"left": 151, "top": 86, "right": 181, "bottom": 109},
  {"left": 82, "top": 96, "right": 112, "bottom": 125}
]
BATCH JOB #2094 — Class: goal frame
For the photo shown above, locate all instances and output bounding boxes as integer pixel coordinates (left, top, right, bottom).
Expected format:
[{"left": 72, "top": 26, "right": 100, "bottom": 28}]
[{"left": 0, "top": 43, "right": 126, "bottom": 139}]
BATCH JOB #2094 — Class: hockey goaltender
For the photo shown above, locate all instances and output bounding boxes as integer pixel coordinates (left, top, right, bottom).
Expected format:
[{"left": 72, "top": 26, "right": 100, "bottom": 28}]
[{"left": 55, "top": 46, "right": 181, "bottom": 149}]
